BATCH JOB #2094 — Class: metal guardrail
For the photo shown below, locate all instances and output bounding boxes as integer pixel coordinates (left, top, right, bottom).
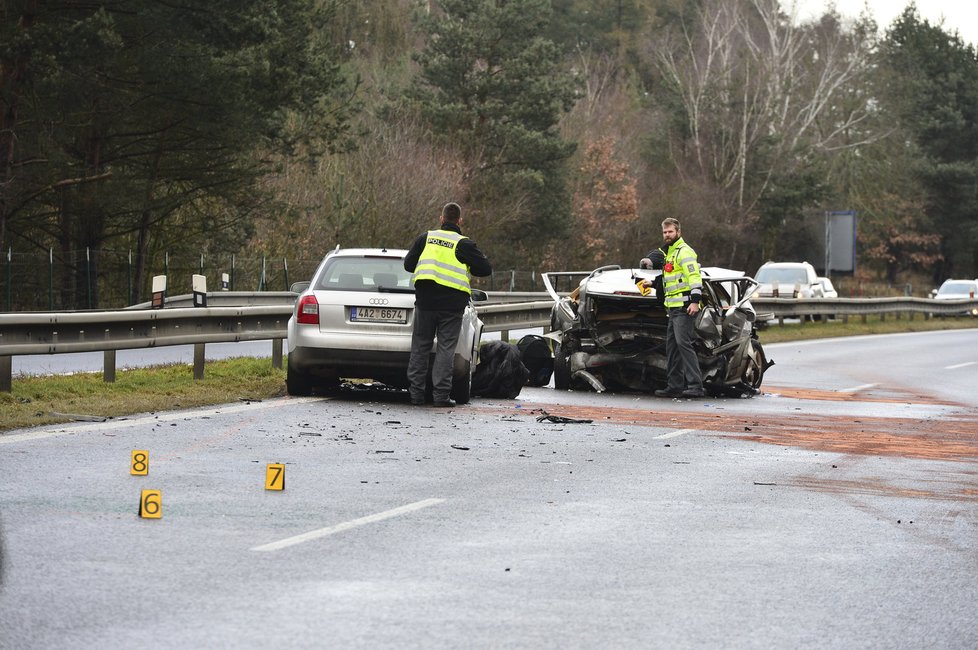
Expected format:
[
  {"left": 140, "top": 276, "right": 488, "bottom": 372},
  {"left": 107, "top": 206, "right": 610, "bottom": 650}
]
[
  {"left": 2, "top": 293, "right": 976, "bottom": 391},
  {"left": 0, "top": 297, "right": 555, "bottom": 390},
  {"left": 752, "top": 297, "right": 978, "bottom": 320}
]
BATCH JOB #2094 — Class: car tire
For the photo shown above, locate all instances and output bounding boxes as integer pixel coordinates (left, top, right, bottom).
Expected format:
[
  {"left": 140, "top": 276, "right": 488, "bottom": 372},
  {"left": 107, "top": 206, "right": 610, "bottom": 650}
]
[
  {"left": 451, "top": 357, "right": 472, "bottom": 405},
  {"left": 286, "top": 361, "right": 313, "bottom": 396},
  {"left": 553, "top": 343, "right": 571, "bottom": 390},
  {"left": 742, "top": 339, "right": 767, "bottom": 391}
]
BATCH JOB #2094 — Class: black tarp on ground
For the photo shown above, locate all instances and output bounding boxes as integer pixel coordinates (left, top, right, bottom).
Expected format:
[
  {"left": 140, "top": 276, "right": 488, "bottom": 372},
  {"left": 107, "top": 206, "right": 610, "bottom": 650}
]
[
  {"left": 472, "top": 340, "right": 529, "bottom": 398},
  {"left": 517, "top": 334, "right": 554, "bottom": 387}
]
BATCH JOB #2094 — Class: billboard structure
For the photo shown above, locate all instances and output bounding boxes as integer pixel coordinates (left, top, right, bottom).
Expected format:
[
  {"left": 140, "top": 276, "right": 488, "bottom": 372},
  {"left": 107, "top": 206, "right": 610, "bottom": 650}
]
[{"left": 824, "top": 211, "right": 856, "bottom": 274}]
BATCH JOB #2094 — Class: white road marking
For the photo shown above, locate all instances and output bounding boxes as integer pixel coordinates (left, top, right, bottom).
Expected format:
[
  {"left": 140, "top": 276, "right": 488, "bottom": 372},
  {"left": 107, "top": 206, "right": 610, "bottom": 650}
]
[
  {"left": 654, "top": 428, "right": 696, "bottom": 440},
  {"left": 840, "top": 383, "right": 878, "bottom": 393},
  {"left": 251, "top": 498, "right": 446, "bottom": 552},
  {"left": 0, "top": 396, "right": 323, "bottom": 444},
  {"left": 945, "top": 361, "right": 976, "bottom": 370}
]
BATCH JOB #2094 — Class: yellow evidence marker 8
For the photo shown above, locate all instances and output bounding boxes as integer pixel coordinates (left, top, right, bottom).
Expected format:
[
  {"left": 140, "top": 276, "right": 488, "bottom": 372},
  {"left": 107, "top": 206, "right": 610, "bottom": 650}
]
[
  {"left": 139, "top": 489, "right": 162, "bottom": 518},
  {"left": 265, "top": 463, "right": 285, "bottom": 491},
  {"left": 131, "top": 450, "right": 149, "bottom": 475}
]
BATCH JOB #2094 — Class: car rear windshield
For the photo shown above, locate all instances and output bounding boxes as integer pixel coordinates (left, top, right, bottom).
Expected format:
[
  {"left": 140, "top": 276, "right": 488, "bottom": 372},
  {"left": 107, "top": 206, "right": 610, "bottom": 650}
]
[
  {"left": 755, "top": 268, "right": 808, "bottom": 284},
  {"left": 315, "top": 256, "right": 414, "bottom": 292}
]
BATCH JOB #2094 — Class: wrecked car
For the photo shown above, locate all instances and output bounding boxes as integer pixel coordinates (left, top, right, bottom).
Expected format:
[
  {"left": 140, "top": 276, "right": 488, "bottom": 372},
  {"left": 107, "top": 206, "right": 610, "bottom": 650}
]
[{"left": 542, "top": 265, "right": 772, "bottom": 397}]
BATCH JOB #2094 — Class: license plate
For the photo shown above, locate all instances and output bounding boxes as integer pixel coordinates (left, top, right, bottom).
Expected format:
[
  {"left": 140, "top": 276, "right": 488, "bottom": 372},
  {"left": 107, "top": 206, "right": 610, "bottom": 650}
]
[{"left": 350, "top": 306, "right": 407, "bottom": 323}]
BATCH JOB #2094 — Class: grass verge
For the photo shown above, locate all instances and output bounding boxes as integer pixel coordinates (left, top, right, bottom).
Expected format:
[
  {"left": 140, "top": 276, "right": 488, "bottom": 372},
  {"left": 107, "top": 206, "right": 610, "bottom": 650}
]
[
  {"left": 1, "top": 316, "right": 975, "bottom": 433},
  {"left": 0, "top": 357, "right": 286, "bottom": 433}
]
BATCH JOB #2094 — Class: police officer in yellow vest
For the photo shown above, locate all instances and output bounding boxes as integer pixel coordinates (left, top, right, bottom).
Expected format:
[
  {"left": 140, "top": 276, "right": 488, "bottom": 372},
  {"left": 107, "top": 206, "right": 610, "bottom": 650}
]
[
  {"left": 404, "top": 202, "right": 492, "bottom": 407},
  {"left": 643, "top": 217, "right": 706, "bottom": 398}
]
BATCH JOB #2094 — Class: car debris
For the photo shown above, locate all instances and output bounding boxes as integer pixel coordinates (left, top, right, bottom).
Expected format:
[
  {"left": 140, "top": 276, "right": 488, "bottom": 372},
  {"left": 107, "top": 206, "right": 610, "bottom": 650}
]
[
  {"left": 543, "top": 265, "right": 773, "bottom": 397},
  {"left": 535, "top": 412, "right": 593, "bottom": 424}
]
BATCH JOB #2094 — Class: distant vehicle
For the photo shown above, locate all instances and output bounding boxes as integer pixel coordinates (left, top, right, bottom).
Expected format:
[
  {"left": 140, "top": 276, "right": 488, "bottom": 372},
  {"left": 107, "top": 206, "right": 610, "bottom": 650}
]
[
  {"left": 286, "top": 247, "right": 487, "bottom": 401},
  {"left": 930, "top": 279, "right": 978, "bottom": 316},
  {"left": 542, "top": 265, "right": 771, "bottom": 397},
  {"left": 751, "top": 261, "right": 824, "bottom": 299},
  {"left": 816, "top": 276, "right": 838, "bottom": 299}
]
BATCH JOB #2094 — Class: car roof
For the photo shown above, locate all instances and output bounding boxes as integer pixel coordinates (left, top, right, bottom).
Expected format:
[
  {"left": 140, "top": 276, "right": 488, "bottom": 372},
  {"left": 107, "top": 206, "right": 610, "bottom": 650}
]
[
  {"left": 759, "top": 261, "right": 814, "bottom": 268},
  {"left": 327, "top": 247, "right": 408, "bottom": 258}
]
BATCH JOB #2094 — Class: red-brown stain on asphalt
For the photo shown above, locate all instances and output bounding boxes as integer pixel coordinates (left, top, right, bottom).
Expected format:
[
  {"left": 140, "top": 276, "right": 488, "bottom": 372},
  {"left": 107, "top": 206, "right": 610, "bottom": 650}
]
[
  {"left": 472, "top": 394, "right": 978, "bottom": 463},
  {"left": 784, "top": 475, "right": 978, "bottom": 502}
]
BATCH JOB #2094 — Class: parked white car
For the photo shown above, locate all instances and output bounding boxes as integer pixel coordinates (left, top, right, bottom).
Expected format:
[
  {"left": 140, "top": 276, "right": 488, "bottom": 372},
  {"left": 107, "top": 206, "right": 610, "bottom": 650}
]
[
  {"left": 286, "top": 247, "right": 486, "bottom": 401},
  {"left": 816, "top": 276, "right": 838, "bottom": 298},
  {"left": 930, "top": 279, "right": 978, "bottom": 316},
  {"left": 752, "top": 261, "right": 824, "bottom": 299}
]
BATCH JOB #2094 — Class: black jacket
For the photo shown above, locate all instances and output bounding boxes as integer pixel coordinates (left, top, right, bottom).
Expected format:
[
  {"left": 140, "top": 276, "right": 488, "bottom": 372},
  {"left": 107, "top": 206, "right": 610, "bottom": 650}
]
[{"left": 404, "top": 222, "right": 493, "bottom": 311}]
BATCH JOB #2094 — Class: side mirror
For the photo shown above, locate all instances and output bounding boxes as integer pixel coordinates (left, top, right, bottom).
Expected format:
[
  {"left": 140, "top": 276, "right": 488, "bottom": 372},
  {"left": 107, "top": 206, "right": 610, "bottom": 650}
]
[
  {"left": 471, "top": 288, "right": 489, "bottom": 302},
  {"left": 290, "top": 281, "right": 311, "bottom": 293}
]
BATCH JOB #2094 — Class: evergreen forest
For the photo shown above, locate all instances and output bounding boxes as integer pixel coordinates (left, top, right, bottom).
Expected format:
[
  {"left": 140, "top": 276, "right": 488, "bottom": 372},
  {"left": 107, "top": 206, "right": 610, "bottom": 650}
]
[{"left": 2, "top": 0, "right": 977, "bottom": 309}]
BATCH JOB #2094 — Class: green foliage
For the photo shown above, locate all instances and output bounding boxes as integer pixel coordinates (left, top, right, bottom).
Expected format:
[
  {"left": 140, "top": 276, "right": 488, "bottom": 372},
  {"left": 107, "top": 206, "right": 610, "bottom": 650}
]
[
  {"left": 409, "top": 0, "right": 579, "bottom": 261},
  {"left": 879, "top": 6, "right": 978, "bottom": 278},
  {"left": 1, "top": 0, "right": 355, "bottom": 307}
]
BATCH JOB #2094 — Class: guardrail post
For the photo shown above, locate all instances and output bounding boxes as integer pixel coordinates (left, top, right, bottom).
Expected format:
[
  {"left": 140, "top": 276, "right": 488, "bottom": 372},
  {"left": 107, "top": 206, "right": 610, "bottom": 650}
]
[
  {"left": 194, "top": 343, "right": 205, "bottom": 380},
  {"left": 104, "top": 350, "right": 116, "bottom": 383},
  {"left": 501, "top": 329, "right": 510, "bottom": 342},
  {"left": 1, "top": 356, "right": 11, "bottom": 392},
  {"left": 272, "top": 338, "right": 283, "bottom": 369}
]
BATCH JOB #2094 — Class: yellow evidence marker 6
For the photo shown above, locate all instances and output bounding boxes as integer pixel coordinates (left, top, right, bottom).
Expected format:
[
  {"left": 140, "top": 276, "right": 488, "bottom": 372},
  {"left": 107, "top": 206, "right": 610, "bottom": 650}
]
[
  {"left": 139, "top": 489, "right": 162, "bottom": 518},
  {"left": 265, "top": 463, "right": 285, "bottom": 491},
  {"left": 131, "top": 450, "right": 149, "bottom": 475}
]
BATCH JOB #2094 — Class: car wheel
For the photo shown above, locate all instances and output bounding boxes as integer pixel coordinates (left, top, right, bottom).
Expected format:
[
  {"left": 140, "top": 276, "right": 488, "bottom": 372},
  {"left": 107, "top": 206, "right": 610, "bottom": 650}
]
[
  {"left": 451, "top": 357, "right": 472, "bottom": 405},
  {"left": 286, "top": 361, "right": 313, "bottom": 396},
  {"left": 553, "top": 343, "right": 571, "bottom": 390},
  {"left": 742, "top": 339, "right": 767, "bottom": 391}
]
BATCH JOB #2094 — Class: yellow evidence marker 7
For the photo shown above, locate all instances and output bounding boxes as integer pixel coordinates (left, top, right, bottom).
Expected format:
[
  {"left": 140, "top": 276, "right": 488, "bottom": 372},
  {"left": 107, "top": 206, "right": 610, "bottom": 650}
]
[
  {"left": 265, "top": 463, "right": 285, "bottom": 491},
  {"left": 131, "top": 450, "right": 149, "bottom": 476},
  {"left": 139, "top": 489, "right": 162, "bottom": 518}
]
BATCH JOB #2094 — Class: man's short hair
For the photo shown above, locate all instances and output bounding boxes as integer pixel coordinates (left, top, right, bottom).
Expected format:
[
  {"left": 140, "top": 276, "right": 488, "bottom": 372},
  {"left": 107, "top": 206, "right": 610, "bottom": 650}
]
[
  {"left": 661, "top": 217, "right": 681, "bottom": 230},
  {"left": 442, "top": 202, "right": 462, "bottom": 222}
]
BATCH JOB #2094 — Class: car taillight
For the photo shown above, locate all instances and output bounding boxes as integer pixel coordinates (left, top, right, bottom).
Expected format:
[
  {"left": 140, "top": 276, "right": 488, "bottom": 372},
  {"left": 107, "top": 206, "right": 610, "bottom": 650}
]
[{"left": 296, "top": 295, "right": 319, "bottom": 324}]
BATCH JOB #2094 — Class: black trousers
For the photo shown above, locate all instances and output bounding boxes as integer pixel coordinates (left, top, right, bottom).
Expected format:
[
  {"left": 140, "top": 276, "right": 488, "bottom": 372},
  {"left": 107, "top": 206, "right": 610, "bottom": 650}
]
[
  {"left": 665, "top": 308, "right": 704, "bottom": 391},
  {"left": 407, "top": 308, "right": 462, "bottom": 402}
]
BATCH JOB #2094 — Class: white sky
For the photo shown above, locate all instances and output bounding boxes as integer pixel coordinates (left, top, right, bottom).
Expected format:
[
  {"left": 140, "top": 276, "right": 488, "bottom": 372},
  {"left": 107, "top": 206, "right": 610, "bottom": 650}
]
[{"left": 788, "top": 1, "right": 978, "bottom": 46}]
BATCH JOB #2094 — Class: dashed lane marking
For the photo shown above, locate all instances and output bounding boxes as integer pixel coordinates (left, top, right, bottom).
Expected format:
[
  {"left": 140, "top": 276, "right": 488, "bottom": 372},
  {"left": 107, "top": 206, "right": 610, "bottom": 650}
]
[
  {"left": 251, "top": 498, "right": 446, "bottom": 552},
  {"left": 839, "top": 383, "right": 878, "bottom": 393},
  {"left": 945, "top": 361, "right": 976, "bottom": 370},
  {"left": 654, "top": 428, "right": 696, "bottom": 440}
]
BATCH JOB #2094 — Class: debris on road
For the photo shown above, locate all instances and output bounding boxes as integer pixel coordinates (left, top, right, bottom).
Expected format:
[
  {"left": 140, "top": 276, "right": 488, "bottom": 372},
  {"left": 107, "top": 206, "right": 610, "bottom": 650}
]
[{"left": 536, "top": 412, "right": 593, "bottom": 424}]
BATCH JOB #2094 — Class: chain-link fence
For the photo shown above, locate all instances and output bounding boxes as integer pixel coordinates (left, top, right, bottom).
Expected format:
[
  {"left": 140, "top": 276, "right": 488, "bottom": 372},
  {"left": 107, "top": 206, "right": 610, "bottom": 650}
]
[{"left": 2, "top": 247, "right": 553, "bottom": 311}]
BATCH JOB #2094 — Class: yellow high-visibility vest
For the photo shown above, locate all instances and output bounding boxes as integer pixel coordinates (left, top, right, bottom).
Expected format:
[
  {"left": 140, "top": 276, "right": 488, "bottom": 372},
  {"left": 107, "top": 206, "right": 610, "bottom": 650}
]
[
  {"left": 662, "top": 238, "right": 702, "bottom": 309},
  {"left": 412, "top": 229, "right": 472, "bottom": 294}
]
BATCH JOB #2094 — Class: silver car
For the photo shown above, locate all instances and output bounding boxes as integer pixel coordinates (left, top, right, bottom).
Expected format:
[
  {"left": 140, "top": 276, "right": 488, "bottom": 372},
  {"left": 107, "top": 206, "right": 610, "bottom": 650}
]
[{"left": 286, "top": 247, "right": 486, "bottom": 402}]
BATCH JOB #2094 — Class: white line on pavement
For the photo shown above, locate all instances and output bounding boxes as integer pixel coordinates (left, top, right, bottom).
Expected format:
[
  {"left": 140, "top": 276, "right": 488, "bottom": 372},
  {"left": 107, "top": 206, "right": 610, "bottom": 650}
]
[
  {"left": 839, "top": 383, "right": 878, "bottom": 393},
  {"left": 251, "top": 498, "right": 446, "bottom": 552},
  {"left": 654, "top": 428, "right": 696, "bottom": 440},
  {"left": 945, "top": 361, "right": 976, "bottom": 370},
  {"left": 0, "top": 396, "right": 323, "bottom": 444}
]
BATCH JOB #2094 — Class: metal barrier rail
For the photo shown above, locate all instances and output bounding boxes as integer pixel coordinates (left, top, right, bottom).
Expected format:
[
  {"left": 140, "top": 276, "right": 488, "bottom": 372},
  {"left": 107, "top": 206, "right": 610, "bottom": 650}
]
[
  {"left": 2, "top": 294, "right": 976, "bottom": 391},
  {"left": 0, "top": 299, "right": 554, "bottom": 390},
  {"left": 752, "top": 297, "right": 978, "bottom": 319}
]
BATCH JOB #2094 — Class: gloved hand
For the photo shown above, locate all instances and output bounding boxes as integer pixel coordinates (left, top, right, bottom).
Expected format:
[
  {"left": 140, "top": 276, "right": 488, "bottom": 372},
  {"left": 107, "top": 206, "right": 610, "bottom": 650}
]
[{"left": 639, "top": 258, "right": 653, "bottom": 269}]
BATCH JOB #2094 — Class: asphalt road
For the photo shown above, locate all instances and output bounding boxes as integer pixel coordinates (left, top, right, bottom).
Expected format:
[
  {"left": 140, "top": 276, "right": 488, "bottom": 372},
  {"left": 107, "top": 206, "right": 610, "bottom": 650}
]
[{"left": 1, "top": 329, "right": 976, "bottom": 649}]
